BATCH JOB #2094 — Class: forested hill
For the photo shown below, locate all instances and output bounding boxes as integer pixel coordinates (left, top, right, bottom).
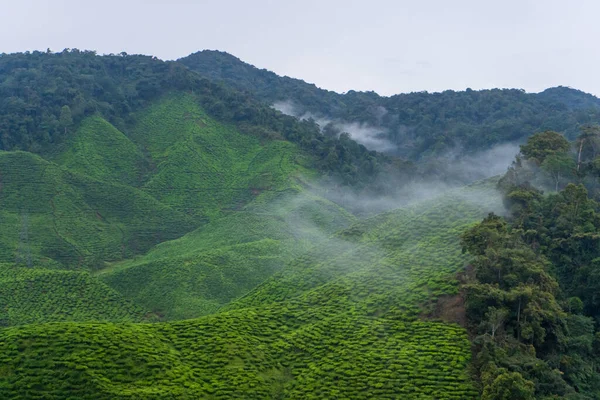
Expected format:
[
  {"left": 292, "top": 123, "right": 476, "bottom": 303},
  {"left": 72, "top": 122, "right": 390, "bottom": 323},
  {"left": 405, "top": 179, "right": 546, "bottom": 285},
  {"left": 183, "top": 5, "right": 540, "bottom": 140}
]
[
  {"left": 180, "top": 50, "right": 600, "bottom": 158},
  {"left": 0, "top": 50, "right": 404, "bottom": 189},
  {"left": 5, "top": 49, "right": 600, "bottom": 189}
]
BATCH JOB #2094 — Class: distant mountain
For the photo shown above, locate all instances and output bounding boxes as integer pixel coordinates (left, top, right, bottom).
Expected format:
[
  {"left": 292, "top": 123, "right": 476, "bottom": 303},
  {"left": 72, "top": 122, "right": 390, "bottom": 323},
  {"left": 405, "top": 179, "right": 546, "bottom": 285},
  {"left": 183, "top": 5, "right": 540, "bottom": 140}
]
[
  {"left": 536, "top": 85, "right": 600, "bottom": 109},
  {"left": 180, "top": 50, "right": 600, "bottom": 159}
]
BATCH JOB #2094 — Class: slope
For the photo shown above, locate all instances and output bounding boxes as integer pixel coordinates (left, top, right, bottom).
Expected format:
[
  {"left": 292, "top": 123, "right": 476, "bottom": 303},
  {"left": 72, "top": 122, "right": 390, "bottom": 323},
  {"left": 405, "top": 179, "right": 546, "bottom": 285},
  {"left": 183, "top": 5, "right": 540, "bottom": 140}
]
[
  {"left": 98, "top": 189, "right": 355, "bottom": 320},
  {"left": 0, "top": 180, "right": 502, "bottom": 399},
  {"left": 0, "top": 50, "right": 401, "bottom": 191},
  {"left": 0, "top": 150, "right": 195, "bottom": 269},
  {"left": 230, "top": 180, "right": 503, "bottom": 313},
  {"left": 0, "top": 264, "right": 144, "bottom": 326},
  {"left": 0, "top": 91, "right": 337, "bottom": 326},
  {"left": 129, "top": 93, "right": 314, "bottom": 219},
  {"left": 53, "top": 115, "right": 148, "bottom": 186}
]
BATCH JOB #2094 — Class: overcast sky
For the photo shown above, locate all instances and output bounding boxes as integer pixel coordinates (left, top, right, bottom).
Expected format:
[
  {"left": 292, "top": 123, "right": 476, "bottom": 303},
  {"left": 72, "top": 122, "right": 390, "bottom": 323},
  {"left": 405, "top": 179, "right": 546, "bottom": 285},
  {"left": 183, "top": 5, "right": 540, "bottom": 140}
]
[{"left": 2, "top": 0, "right": 599, "bottom": 97}]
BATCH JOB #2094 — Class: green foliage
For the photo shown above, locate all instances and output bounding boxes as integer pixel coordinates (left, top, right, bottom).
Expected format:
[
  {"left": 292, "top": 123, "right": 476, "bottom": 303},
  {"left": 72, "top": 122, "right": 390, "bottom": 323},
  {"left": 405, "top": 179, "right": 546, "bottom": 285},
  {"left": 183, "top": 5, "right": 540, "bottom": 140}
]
[
  {"left": 55, "top": 115, "right": 148, "bottom": 186},
  {"left": 541, "top": 153, "right": 576, "bottom": 191},
  {"left": 180, "top": 51, "right": 600, "bottom": 159},
  {"left": 130, "top": 93, "right": 309, "bottom": 219},
  {"left": 0, "top": 93, "right": 330, "bottom": 325},
  {"left": 482, "top": 369, "right": 535, "bottom": 400},
  {"left": 520, "top": 131, "right": 571, "bottom": 165},
  {"left": 501, "top": 128, "right": 600, "bottom": 195},
  {"left": 463, "top": 140, "right": 600, "bottom": 398},
  {"left": 0, "top": 150, "right": 196, "bottom": 269},
  {"left": 0, "top": 181, "right": 502, "bottom": 398},
  {"left": 0, "top": 50, "right": 393, "bottom": 189},
  {"left": 0, "top": 264, "right": 144, "bottom": 326},
  {"left": 0, "top": 312, "right": 475, "bottom": 399},
  {"left": 0, "top": 49, "right": 169, "bottom": 151},
  {"left": 98, "top": 189, "right": 354, "bottom": 320},
  {"left": 575, "top": 125, "right": 600, "bottom": 173},
  {"left": 59, "top": 105, "right": 73, "bottom": 134},
  {"left": 7, "top": 48, "right": 600, "bottom": 398},
  {"left": 232, "top": 181, "right": 502, "bottom": 312}
]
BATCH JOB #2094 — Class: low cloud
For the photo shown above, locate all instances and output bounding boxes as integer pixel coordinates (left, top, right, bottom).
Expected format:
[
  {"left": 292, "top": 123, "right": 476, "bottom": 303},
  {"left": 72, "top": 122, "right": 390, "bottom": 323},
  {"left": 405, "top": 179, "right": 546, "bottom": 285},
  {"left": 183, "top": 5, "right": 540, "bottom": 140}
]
[
  {"left": 272, "top": 100, "right": 396, "bottom": 152},
  {"left": 308, "top": 142, "right": 518, "bottom": 216},
  {"left": 274, "top": 99, "right": 518, "bottom": 216},
  {"left": 434, "top": 143, "right": 520, "bottom": 183}
]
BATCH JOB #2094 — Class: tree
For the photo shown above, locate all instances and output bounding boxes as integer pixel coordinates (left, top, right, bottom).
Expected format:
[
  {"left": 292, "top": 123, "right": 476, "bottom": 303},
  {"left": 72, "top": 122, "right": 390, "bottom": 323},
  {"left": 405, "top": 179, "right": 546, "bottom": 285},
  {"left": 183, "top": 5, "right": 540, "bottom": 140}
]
[
  {"left": 482, "top": 371, "right": 535, "bottom": 400},
  {"left": 576, "top": 125, "right": 600, "bottom": 172},
  {"left": 485, "top": 307, "right": 509, "bottom": 339},
  {"left": 59, "top": 105, "right": 73, "bottom": 134},
  {"left": 541, "top": 153, "right": 575, "bottom": 191},
  {"left": 520, "top": 131, "right": 570, "bottom": 165}
]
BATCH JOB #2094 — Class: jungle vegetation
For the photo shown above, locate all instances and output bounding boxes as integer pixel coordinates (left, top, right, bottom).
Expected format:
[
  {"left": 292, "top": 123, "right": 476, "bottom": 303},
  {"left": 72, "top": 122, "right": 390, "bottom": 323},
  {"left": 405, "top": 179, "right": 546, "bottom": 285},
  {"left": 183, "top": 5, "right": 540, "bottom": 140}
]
[{"left": 461, "top": 128, "right": 600, "bottom": 399}]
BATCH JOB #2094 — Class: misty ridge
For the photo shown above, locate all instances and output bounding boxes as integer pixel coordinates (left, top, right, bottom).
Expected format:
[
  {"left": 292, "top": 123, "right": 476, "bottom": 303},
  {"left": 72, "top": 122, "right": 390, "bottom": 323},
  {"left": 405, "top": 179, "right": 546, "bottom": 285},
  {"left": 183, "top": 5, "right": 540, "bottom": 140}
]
[
  {"left": 273, "top": 100, "right": 397, "bottom": 152},
  {"left": 273, "top": 99, "right": 519, "bottom": 215},
  {"left": 308, "top": 170, "right": 508, "bottom": 217}
]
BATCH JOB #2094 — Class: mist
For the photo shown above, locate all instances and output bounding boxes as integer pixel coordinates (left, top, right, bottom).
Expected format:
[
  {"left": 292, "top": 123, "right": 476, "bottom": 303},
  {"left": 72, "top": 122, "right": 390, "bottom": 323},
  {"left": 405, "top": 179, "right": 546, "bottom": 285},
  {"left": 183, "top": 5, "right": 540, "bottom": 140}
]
[
  {"left": 271, "top": 98, "right": 518, "bottom": 215},
  {"left": 307, "top": 142, "right": 518, "bottom": 216},
  {"left": 272, "top": 100, "right": 396, "bottom": 152},
  {"left": 430, "top": 143, "right": 521, "bottom": 183}
]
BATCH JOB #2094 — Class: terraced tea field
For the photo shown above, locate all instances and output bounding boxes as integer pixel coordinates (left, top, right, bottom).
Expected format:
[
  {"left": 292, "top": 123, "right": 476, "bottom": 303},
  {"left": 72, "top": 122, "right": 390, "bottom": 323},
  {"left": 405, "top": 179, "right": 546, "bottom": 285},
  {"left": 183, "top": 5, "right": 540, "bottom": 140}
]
[
  {"left": 0, "top": 180, "right": 502, "bottom": 399},
  {"left": 0, "top": 265, "right": 144, "bottom": 326}
]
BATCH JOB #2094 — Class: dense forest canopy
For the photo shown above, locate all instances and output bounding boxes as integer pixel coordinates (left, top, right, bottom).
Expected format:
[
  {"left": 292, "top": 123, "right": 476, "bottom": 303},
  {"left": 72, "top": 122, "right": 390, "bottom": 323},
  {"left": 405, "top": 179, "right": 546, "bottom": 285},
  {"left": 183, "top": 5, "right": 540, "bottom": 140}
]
[
  {"left": 180, "top": 50, "right": 600, "bottom": 159},
  {"left": 462, "top": 129, "right": 600, "bottom": 399}
]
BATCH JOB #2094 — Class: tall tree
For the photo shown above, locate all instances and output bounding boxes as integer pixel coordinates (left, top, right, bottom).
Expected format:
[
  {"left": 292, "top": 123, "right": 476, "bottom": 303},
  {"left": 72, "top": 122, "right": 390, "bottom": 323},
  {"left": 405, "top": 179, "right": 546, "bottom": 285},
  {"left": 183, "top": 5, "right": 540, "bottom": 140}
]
[
  {"left": 59, "top": 105, "right": 73, "bottom": 134},
  {"left": 519, "top": 131, "right": 570, "bottom": 165},
  {"left": 541, "top": 153, "right": 575, "bottom": 191},
  {"left": 576, "top": 125, "right": 600, "bottom": 172}
]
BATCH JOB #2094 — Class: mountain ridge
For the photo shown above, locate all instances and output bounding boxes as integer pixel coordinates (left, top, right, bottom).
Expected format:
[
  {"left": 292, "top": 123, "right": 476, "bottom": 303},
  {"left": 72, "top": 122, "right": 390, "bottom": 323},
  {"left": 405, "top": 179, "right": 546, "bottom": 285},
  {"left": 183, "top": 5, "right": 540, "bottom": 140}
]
[
  {"left": 180, "top": 50, "right": 600, "bottom": 100},
  {"left": 180, "top": 50, "right": 600, "bottom": 159}
]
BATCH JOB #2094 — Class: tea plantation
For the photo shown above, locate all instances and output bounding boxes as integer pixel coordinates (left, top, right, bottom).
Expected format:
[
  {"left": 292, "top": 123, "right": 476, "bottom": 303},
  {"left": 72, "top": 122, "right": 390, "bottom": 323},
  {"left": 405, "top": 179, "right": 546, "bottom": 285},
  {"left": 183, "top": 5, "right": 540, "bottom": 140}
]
[
  {"left": 0, "top": 265, "right": 144, "bottom": 326},
  {"left": 0, "top": 179, "right": 501, "bottom": 398},
  {"left": 98, "top": 190, "right": 355, "bottom": 320},
  {"left": 0, "top": 91, "right": 505, "bottom": 398}
]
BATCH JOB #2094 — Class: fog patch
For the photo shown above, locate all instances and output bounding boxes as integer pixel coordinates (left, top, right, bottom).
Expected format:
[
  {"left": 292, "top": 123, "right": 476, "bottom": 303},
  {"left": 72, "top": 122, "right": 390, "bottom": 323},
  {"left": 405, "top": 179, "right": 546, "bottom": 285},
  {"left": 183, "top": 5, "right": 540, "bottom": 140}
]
[
  {"left": 272, "top": 100, "right": 396, "bottom": 152},
  {"left": 432, "top": 143, "right": 521, "bottom": 184},
  {"left": 309, "top": 142, "right": 517, "bottom": 216},
  {"left": 312, "top": 178, "right": 504, "bottom": 217},
  {"left": 273, "top": 99, "right": 516, "bottom": 214},
  {"left": 272, "top": 100, "right": 299, "bottom": 117}
]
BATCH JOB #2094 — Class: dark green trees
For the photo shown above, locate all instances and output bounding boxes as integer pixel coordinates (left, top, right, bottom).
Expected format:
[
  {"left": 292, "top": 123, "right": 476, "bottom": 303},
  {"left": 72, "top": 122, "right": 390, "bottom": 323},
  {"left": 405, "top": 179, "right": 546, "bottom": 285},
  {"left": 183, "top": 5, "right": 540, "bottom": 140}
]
[
  {"left": 463, "top": 132, "right": 600, "bottom": 398},
  {"left": 519, "top": 131, "right": 571, "bottom": 165},
  {"left": 502, "top": 128, "right": 600, "bottom": 196},
  {"left": 59, "top": 105, "right": 73, "bottom": 134}
]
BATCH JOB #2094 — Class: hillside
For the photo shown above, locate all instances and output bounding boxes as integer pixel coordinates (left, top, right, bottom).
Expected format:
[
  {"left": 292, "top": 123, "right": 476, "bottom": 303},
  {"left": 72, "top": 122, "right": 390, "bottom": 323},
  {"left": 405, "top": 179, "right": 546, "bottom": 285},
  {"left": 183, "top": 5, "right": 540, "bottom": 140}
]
[
  {"left": 0, "top": 181, "right": 501, "bottom": 399},
  {"left": 1, "top": 92, "right": 314, "bottom": 271},
  {"left": 98, "top": 190, "right": 355, "bottom": 320},
  {"left": 0, "top": 89, "right": 334, "bottom": 325},
  {"left": 0, "top": 50, "right": 394, "bottom": 189},
  {"left": 0, "top": 150, "right": 196, "bottom": 269},
  {"left": 0, "top": 264, "right": 144, "bottom": 326},
  {"left": 180, "top": 51, "right": 600, "bottom": 159},
  {"left": 2, "top": 48, "right": 599, "bottom": 399}
]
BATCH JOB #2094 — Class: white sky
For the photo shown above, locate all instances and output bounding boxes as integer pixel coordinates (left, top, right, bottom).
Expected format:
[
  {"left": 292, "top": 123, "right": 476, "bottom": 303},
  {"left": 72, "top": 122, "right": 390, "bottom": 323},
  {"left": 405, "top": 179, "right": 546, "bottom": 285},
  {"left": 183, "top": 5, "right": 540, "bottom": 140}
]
[{"left": 2, "top": 0, "right": 599, "bottom": 96}]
